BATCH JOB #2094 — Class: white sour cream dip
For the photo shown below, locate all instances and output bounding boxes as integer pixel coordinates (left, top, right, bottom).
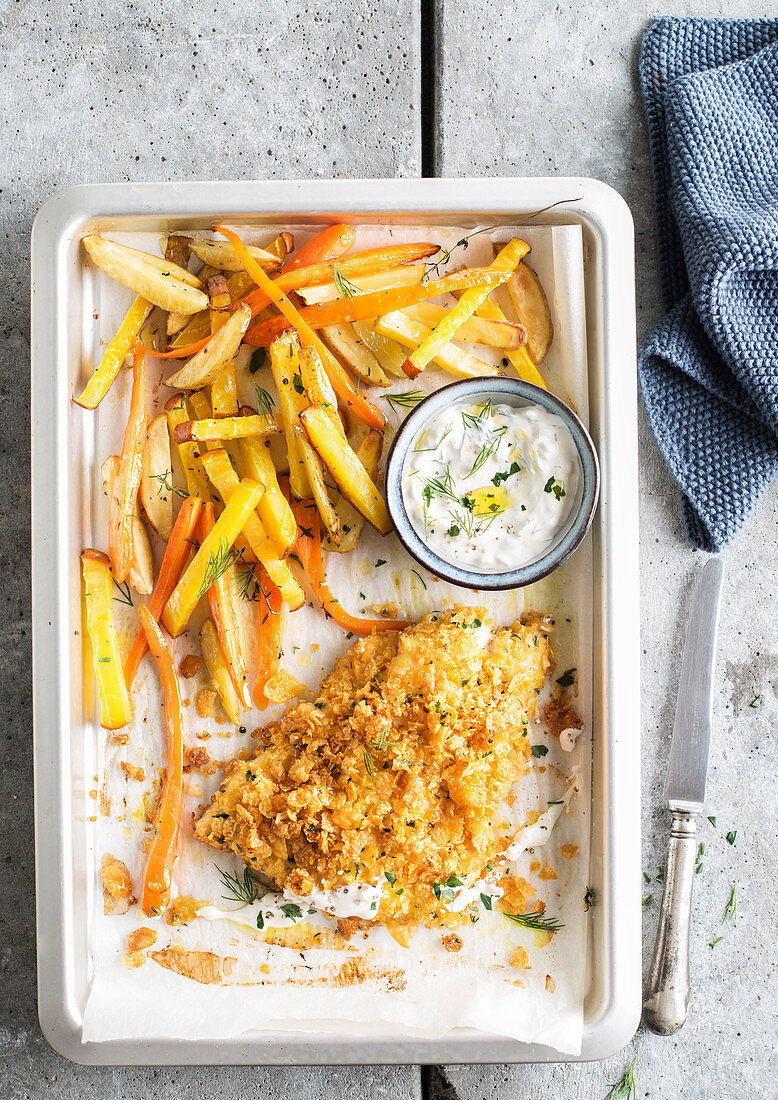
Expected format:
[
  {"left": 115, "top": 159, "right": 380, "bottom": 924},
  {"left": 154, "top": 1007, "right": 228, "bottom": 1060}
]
[{"left": 402, "top": 399, "right": 579, "bottom": 573}]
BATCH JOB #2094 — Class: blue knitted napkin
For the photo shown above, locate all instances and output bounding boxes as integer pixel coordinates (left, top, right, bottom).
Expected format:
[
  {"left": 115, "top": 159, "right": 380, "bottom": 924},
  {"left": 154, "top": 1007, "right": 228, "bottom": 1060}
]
[{"left": 638, "top": 18, "right": 778, "bottom": 550}]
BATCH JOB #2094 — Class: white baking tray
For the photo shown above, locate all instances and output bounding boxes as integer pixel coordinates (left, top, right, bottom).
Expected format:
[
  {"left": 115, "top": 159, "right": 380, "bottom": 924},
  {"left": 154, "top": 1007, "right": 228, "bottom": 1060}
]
[{"left": 31, "top": 177, "right": 640, "bottom": 1065}]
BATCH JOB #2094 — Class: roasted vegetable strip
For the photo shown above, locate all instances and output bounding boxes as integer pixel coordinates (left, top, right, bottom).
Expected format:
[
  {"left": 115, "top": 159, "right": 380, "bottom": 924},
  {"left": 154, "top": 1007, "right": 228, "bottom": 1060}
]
[
  {"left": 162, "top": 477, "right": 264, "bottom": 636},
  {"left": 199, "top": 619, "right": 242, "bottom": 725},
  {"left": 506, "top": 259, "right": 554, "bottom": 364},
  {"left": 174, "top": 413, "right": 280, "bottom": 445},
  {"left": 165, "top": 394, "right": 212, "bottom": 500},
  {"left": 295, "top": 265, "right": 425, "bottom": 305},
  {"left": 291, "top": 499, "right": 405, "bottom": 635},
  {"left": 299, "top": 405, "right": 391, "bottom": 534},
  {"left": 188, "top": 238, "right": 283, "bottom": 273},
  {"left": 401, "top": 302, "right": 527, "bottom": 349},
  {"left": 324, "top": 430, "right": 382, "bottom": 553},
  {"left": 137, "top": 604, "right": 185, "bottom": 916},
  {"left": 139, "top": 413, "right": 175, "bottom": 539},
  {"left": 237, "top": 424, "right": 297, "bottom": 556},
  {"left": 124, "top": 496, "right": 203, "bottom": 687},
  {"left": 468, "top": 295, "right": 546, "bottom": 389},
  {"left": 297, "top": 428, "right": 342, "bottom": 545},
  {"left": 101, "top": 456, "right": 153, "bottom": 595},
  {"left": 82, "top": 236, "right": 208, "bottom": 314},
  {"left": 75, "top": 295, "right": 153, "bottom": 409},
  {"left": 165, "top": 302, "right": 251, "bottom": 390},
  {"left": 403, "top": 238, "right": 530, "bottom": 377},
  {"left": 200, "top": 449, "right": 305, "bottom": 611},
  {"left": 252, "top": 568, "right": 286, "bottom": 709},
  {"left": 215, "top": 225, "right": 386, "bottom": 433},
  {"left": 375, "top": 311, "right": 494, "bottom": 379},
  {"left": 284, "top": 224, "right": 355, "bottom": 270},
  {"left": 81, "top": 550, "right": 132, "bottom": 729},
  {"left": 268, "top": 331, "right": 311, "bottom": 498},
  {"left": 238, "top": 240, "right": 440, "bottom": 316},
  {"left": 108, "top": 352, "right": 147, "bottom": 584},
  {"left": 198, "top": 503, "right": 251, "bottom": 709},
  {"left": 243, "top": 267, "right": 512, "bottom": 347}
]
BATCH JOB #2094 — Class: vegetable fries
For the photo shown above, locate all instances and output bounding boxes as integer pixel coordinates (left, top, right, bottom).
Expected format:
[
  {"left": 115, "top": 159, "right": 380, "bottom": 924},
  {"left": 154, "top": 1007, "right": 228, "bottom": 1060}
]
[{"left": 79, "top": 222, "right": 555, "bottom": 752}]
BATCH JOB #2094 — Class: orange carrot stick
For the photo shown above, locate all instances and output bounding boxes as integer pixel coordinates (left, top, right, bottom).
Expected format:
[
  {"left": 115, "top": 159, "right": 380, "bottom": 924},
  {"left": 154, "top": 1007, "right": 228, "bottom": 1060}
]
[
  {"left": 243, "top": 268, "right": 513, "bottom": 348},
  {"left": 252, "top": 567, "right": 287, "bottom": 709},
  {"left": 197, "top": 502, "right": 251, "bottom": 708},
  {"left": 283, "top": 224, "right": 356, "bottom": 270},
  {"left": 291, "top": 498, "right": 406, "bottom": 636},
  {"left": 138, "top": 603, "right": 185, "bottom": 917},
  {"left": 135, "top": 334, "right": 211, "bottom": 360},
  {"left": 214, "top": 225, "right": 386, "bottom": 433},
  {"left": 108, "top": 352, "right": 147, "bottom": 583},
  {"left": 124, "top": 495, "right": 202, "bottom": 687}
]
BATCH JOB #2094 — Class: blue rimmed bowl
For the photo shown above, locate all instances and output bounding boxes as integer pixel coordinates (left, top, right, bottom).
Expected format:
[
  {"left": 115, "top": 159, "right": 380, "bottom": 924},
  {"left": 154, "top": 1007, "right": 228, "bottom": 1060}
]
[{"left": 384, "top": 377, "right": 600, "bottom": 590}]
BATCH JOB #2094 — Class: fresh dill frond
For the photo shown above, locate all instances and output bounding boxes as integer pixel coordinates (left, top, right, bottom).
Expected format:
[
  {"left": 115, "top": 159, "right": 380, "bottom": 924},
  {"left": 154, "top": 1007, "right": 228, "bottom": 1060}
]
[
  {"left": 112, "top": 578, "right": 134, "bottom": 607},
  {"left": 461, "top": 400, "right": 492, "bottom": 431},
  {"left": 503, "top": 909, "right": 564, "bottom": 934},
  {"left": 412, "top": 425, "right": 451, "bottom": 454},
  {"left": 253, "top": 382, "right": 275, "bottom": 417},
  {"left": 217, "top": 864, "right": 263, "bottom": 906},
  {"left": 604, "top": 1056, "right": 637, "bottom": 1100},
  {"left": 234, "top": 563, "right": 262, "bottom": 602},
  {"left": 151, "top": 468, "right": 188, "bottom": 499},
  {"left": 465, "top": 425, "right": 507, "bottom": 478},
  {"left": 384, "top": 389, "right": 426, "bottom": 412},
  {"left": 410, "top": 568, "right": 427, "bottom": 589},
  {"left": 197, "top": 539, "right": 242, "bottom": 598},
  {"left": 362, "top": 748, "right": 376, "bottom": 781},
  {"left": 333, "top": 263, "right": 362, "bottom": 300},
  {"left": 721, "top": 882, "right": 737, "bottom": 925}
]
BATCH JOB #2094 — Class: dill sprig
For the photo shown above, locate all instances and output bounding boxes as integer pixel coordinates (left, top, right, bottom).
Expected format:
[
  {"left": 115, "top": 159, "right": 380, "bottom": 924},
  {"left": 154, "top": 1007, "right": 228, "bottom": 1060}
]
[
  {"left": 465, "top": 425, "right": 507, "bottom": 478},
  {"left": 412, "top": 425, "right": 451, "bottom": 454},
  {"left": 503, "top": 909, "right": 564, "bottom": 934},
  {"left": 362, "top": 747, "right": 376, "bottom": 781},
  {"left": 461, "top": 400, "right": 492, "bottom": 431},
  {"left": 721, "top": 882, "right": 737, "bottom": 925},
  {"left": 604, "top": 1056, "right": 637, "bottom": 1100},
  {"left": 234, "top": 562, "right": 262, "bottom": 602},
  {"left": 151, "top": 468, "right": 188, "bottom": 500},
  {"left": 253, "top": 382, "right": 275, "bottom": 417},
  {"left": 197, "top": 539, "right": 242, "bottom": 598},
  {"left": 384, "top": 389, "right": 427, "bottom": 412},
  {"left": 410, "top": 568, "right": 427, "bottom": 590},
  {"left": 112, "top": 578, "right": 134, "bottom": 607},
  {"left": 333, "top": 263, "right": 362, "bottom": 300},
  {"left": 217, "top": 864, "right": 263, "bottom": 906}
]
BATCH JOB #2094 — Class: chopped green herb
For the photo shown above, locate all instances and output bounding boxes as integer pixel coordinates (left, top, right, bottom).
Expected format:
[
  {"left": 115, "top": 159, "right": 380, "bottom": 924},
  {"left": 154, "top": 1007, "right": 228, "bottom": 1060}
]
[
  {"left": 292, "top": 372, "right": 304, "bottom": 395},
  {"left": 556, "top": 668, "right": 576, "bottom": 688},
  {"left": 492, "top": 461, "right": 520, "bottom": 487},
  {"left": 721, "top": 883, "right": 737, "bottom": 925},
  {"left": 375, "top": 559, "right": 387, "bottom": 567},
  {"left": 447, "top": 524, "right": 460, "bottom": 537},
  {"left": 248, "top": 348, "right": 268, "bottom": 374},
  {"left": 97, "top": 656, "right": 111, "bottom": 664},
  {"left": 384, "top": 390, "right": 426, "bottom": 412},
  {"left": 432, "top": 873, "right": 464, "bottom": 901},
  {"left": 385, "top": 871, "right": 396, "bottom": 885},
  {"left": 584, "top": 886, "right": 594, "bottom": 911},
  {"left": 642, "top": 895, "right": 653, "bottom": 909},
  {"left": 480, "top": 893, "right": 493, "bottom": 911},
  {"left": 708, "top": 936, "right": 723, "bottom": 949},
  {"left": 604, "top": 1056, "right": 637, "bottom": 1100},
  {"left": 531, "top": 744, "right": 549, "bottom": 758},
  {"left": 726, "top": 830, "right": 737, "bottom": 846},
  {"left": 749, "top": 695, "right": 761, "bottom": 708},
  {"left": 543, "top": 476, "right": 566, "bottom": 500},
  {"left": 279, "top": 903, "right": 303, "bottom": 921}
]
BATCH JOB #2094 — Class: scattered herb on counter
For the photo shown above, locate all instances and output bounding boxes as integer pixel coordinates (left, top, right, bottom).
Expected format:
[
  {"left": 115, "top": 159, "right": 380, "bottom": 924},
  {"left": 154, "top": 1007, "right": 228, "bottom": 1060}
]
[
  {"left": 721, "top": 883, "right": 737, "bottom": 925},
  {"left": 556, "top": 668, "right": 577, "bottom": 688},
  {"left": 708, "top": 936, "right": 723, "bottom": 949},
  {"left": 642, "top": 895, "right": 653, "bottom": 910},
  {"left": 749, "top": 695, "right": 761, "bottom": 708},
  {"left": 384, "top": 389, "right": 426, "bottom": 412},
  {"left": 604, "top": 1055, "right": 637, "bottom": 1100},
  {"left": 504, "top": 909, "right": 564, "bottom": 934},
  {"left": 726, "top": 830, "right": 737, "bottom": 846},
  {"left": 531, "top": 745, "right": 549, "bottom": 758},
  {"left": 695, "top": 842, "right": 705, "bottom": 875},
  {"left": 708, "top": 815, "right": 717, "bottom": 826},
  {"left": 333, "top": 263, "right": 361, "bottom": 300}
]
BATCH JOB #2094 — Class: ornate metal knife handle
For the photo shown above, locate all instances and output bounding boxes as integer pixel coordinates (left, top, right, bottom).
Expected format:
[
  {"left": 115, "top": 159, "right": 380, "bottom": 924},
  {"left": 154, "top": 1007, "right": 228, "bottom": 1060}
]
[{"left": 643, "top": 810, "right": 698, "bottom": 1035}]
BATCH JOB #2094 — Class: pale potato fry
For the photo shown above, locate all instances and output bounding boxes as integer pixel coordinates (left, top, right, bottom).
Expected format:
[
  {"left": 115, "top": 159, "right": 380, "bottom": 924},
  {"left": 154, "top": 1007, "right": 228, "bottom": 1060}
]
[
  {"left": 199, "top": 619, "right": 241, "bottom": 725},
  {"left": 140, "top": 414, "right": 174, "bottom": 539},
  {"left": 297, "top": 428, "right": 342, "bottom": 545},
  {"left": 320, "top": 324, "right": 391, "bottom": 387},
  {"left": 324, "top": 430, "right": 383, "bottom": 553},
  {"left": 268, "top": 331, "right": 310, "bottom": 498},
  {"left": 299, "top": 406, "right": 391, "bottom": 534},
  {"left": 165, "top": 302, "right": 251, "bottom": 389},
  {"left": 375, "top": 311, "right": 496, "bottom": 379},
  {"left": 82, "top": 236, "right": 208, "bottom": 314},
  {"left": 401, "top": 302, "right": 526, "bottom": 349},
  {"left": 352, "top": 321, "right": 408, "bottom": 377},
  {"left": 295, "top": 265, "right": 426, "bottom": 306},
  {"left": 164, "top": 393, "right": 213, "bottom": 500},
  {"left": 505, "top": 259, "right": 554, "bottom": 364},
  {"left": 101, "top": 456, "right": 154, "bottom": 595},
  {"left": 189, "top": 239, "right": 283, "bottom": 273},
  {"left": 174, "top": 414, "right": 281, "bottom": 445},
  {"left": 236, "top": 413, "right": 297, "bottom": 556},
  {"left": 171, "top": 309, "right": 210, "bottom": 347}
]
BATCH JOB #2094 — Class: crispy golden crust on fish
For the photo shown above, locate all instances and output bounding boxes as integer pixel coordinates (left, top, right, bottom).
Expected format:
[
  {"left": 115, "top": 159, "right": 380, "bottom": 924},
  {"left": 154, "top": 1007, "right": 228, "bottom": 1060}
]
[{"left": 195, "top": 606, "right": 552, "bottom": 934}]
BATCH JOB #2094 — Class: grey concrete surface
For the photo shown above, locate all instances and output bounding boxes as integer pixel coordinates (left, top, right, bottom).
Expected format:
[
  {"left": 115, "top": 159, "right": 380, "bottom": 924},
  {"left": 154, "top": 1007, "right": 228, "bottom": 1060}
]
[
  {"left": 0, "top": 1, "right": 420, "bottom": 1096},
  {"left": 4, "top": 0, "right": 777, "bottom": 1095},
  {"left": 434, "top": 1, "right": 778, "bottom": 1097}
]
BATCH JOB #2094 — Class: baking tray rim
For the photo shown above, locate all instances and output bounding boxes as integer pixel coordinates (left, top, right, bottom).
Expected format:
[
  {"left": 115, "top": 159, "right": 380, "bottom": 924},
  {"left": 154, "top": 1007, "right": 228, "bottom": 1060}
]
[{"left": 31, "top": 176, "right": 641, "bottom": 1065}]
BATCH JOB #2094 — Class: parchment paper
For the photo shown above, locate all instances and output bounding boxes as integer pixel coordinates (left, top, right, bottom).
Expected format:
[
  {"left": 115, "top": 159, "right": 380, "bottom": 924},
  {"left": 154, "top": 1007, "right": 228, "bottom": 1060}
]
[{"left": 78, "top": 222, "right": 593, "bottom": 1053}]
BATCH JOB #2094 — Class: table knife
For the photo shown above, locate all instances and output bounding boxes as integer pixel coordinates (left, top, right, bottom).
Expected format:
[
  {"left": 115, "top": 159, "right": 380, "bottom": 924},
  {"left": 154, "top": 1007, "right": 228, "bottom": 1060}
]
[{"left": 643, "top": 557, "right": 724, "bottom": 1036}]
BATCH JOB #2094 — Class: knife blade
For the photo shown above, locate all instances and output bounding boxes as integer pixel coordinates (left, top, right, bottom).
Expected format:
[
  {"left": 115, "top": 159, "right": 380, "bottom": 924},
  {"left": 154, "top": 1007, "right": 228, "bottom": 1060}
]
[
  {"left": 663, "top": 556, "right": 725, "bottom": 812},
  {"left": 644, "top": 556, "right": 725, "bottom": 1036}
]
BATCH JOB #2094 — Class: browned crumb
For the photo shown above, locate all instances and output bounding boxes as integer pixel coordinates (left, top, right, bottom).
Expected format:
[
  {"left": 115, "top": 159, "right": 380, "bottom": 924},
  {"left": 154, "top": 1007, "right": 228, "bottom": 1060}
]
[
  {"left": 529, "top": 859, "right": 541, "bottom": 874},
  {"left": 165, "top": 895, "right": 204, "bottom": 926},
  {"left": 442, "top": 934, "right": 463, "bottom": 953},
  {"left": 500, "top": 875, "right": 536, "bottom": 917},
  {"left": 545, "top": 974, "right": 555, "bottom": 993},
  {"left": 509, "top": 946, "right": 530, "bottom": 970},
  {"left": 150, "top": 946, "right": 234, "bottom": 985},
  {"left": 180, "top": 654, "right": 203, "bottom": 678},
  {"left": 128, "top": 927, "right": 157, "bottom": 952},
  {"left": 544, "top": 693, "right": 583, "bottom": 739},
  {"left": 263, "top": 669, "right": 306, "bottom": 704},
  {"left": 112, "top": 732, "right": 130, "bottom": 746},
  {"left": 538, "top": 865, "right": 557, "bottom": 881},
  {"left": 561, "top": 844, "right": 578, "bottom": 860},
  {"left": 121, "top": 951, "right": 147, "bottom": 969},
  {"left": 101, "top": 854, "right": 134, "bottom": 915},
  {"left": 120, "top": 761, "right": 146, "bottom": 782},
  {"left": 196, "top": 688, "right": 217, "bottom": 718},
  {"left": 183, "top": 747, "right": 211, "bottom": 771},
  {"left": 196, "top": 729, "right": 212, "bottom": 741}
]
